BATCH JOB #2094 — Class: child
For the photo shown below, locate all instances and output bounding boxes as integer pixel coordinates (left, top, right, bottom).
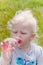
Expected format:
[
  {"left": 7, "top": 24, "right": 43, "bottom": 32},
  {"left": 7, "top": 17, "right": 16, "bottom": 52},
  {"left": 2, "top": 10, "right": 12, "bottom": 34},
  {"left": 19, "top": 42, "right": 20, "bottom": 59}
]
[{"left": 0, "top": 9, "right": 43, "bottom": 65}]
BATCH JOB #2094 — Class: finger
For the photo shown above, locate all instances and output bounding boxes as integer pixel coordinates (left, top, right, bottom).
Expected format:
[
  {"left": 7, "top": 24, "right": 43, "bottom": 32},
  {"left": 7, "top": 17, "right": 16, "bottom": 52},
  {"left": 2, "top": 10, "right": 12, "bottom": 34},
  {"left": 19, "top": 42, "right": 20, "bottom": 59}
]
[{"left": 7, "top": 47, "right": 15, "bottom": 52}]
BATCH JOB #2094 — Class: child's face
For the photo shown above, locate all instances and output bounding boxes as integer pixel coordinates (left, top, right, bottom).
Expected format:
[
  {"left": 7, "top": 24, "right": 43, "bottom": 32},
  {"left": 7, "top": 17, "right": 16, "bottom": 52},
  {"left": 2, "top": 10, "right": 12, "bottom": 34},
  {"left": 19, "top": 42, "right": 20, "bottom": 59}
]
[{"left": 11, "top": 23, "right": 33, "bottom": 47}]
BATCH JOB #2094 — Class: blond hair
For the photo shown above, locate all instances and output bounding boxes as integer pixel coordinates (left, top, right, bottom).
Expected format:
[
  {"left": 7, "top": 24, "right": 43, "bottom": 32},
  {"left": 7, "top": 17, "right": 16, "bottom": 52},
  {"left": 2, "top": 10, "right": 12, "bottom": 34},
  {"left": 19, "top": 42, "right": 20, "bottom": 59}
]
[{"left": 7, "top": 9, "right": 37, "bottom": 33}]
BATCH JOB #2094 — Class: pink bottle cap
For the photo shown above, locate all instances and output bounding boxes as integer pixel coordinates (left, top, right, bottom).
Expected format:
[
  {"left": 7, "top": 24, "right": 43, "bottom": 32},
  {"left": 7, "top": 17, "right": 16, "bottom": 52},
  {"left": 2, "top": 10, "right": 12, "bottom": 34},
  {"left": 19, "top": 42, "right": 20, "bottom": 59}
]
[{"left": 2, "top": 41, "right": 8, "bottom": 51}]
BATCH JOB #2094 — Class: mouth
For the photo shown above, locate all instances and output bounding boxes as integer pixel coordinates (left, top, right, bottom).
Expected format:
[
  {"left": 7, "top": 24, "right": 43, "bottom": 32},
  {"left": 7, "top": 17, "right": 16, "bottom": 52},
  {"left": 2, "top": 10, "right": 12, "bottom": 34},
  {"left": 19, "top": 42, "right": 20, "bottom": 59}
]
[
  {"left": 17, "top": 39, "right": 22, "bottom": 44},
  {"left": 15, "top": 37, "right": 22, "bottom": 45}
]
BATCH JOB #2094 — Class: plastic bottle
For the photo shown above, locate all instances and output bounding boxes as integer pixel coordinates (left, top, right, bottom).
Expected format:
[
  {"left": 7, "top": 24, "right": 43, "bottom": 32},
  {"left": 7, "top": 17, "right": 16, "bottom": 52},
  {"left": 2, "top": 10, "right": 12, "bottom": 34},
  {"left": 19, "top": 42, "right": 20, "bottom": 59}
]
[{"left": 1, "top": 37, "right": 22, "bottom": 51}]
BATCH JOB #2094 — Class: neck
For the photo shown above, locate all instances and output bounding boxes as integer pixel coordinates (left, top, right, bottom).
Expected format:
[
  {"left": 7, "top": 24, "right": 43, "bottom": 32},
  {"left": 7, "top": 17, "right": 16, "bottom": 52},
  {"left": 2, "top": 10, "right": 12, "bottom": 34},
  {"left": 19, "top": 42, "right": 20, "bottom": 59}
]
[{"left": 19, "top": 42, "right": 31, "bottom": 51}]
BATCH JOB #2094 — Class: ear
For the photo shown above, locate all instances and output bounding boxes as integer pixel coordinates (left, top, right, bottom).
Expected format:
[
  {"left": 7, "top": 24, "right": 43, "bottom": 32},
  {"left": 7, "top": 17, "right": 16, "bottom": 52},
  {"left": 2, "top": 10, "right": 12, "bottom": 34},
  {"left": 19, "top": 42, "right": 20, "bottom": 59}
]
[{"left": 30, "top": 33, "right": 36, "bottom": 40}]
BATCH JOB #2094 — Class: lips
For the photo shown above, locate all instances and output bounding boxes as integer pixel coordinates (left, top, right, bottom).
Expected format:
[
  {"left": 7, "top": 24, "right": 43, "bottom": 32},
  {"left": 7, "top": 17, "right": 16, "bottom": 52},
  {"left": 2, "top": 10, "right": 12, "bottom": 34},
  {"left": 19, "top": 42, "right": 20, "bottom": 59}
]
[{"left": 17, "top": 39, "right": 22, "bottom": 44}]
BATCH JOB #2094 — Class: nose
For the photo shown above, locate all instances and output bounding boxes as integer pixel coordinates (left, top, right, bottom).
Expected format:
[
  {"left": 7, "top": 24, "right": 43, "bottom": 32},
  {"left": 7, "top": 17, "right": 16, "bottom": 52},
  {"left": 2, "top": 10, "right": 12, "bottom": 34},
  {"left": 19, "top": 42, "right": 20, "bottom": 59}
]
[
  {"left": 17, "top": 34, "right": 21, "bottom": 38},
  {"left": 16, "top": 32, "right": 21, "bottom": 37}
]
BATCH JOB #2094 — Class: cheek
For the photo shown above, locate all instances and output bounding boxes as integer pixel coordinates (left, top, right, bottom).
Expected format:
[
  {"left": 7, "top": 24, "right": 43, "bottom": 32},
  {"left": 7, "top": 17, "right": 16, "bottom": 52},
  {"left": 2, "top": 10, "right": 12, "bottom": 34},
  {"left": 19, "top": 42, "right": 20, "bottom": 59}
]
[
  {"left": 22, "top": 36, "right": 29, "bottom": 43},
  {"left": 11, "top": 33, "right": 16, "bottom": 38}
]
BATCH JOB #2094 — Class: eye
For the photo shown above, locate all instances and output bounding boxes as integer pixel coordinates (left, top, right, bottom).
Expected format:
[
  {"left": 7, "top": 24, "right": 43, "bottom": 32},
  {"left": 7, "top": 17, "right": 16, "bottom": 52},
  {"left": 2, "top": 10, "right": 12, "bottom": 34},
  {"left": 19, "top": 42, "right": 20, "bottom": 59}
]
[
  {"left": 12, "top": 31, "right": 17, "bottom": 34},
  {"left": 21, "top": 31, "right": 27, "bottom": 34}
]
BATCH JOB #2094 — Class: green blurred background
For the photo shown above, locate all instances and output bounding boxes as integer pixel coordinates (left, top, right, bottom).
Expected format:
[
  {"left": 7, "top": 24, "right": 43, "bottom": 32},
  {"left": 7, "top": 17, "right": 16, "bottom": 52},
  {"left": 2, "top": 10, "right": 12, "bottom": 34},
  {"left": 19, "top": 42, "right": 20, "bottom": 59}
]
[{"left": 0, "top": 0, "right": 43, "bottom": 55}]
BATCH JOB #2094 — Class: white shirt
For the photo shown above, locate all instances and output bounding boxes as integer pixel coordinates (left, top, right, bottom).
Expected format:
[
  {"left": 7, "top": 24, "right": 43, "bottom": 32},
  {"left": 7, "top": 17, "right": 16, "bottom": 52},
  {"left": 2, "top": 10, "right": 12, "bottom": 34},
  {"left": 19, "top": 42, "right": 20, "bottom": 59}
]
[{"left": 0, "top": 43, "right": 43, "bottom": 65}]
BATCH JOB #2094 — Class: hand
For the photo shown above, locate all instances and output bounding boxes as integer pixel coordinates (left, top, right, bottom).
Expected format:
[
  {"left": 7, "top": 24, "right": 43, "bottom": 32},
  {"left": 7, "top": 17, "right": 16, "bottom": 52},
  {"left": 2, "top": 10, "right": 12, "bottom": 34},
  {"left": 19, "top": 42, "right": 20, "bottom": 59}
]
[{"left": 1, "top": 38, "right": 16, "bottom": 60}]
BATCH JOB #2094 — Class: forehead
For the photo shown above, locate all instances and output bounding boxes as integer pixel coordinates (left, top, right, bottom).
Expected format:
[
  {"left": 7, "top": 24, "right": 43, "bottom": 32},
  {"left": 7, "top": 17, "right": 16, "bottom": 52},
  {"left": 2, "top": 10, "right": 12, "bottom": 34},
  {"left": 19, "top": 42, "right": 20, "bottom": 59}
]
[{"left": 12, "top": 23, "right": 31, "bottom": 31}]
